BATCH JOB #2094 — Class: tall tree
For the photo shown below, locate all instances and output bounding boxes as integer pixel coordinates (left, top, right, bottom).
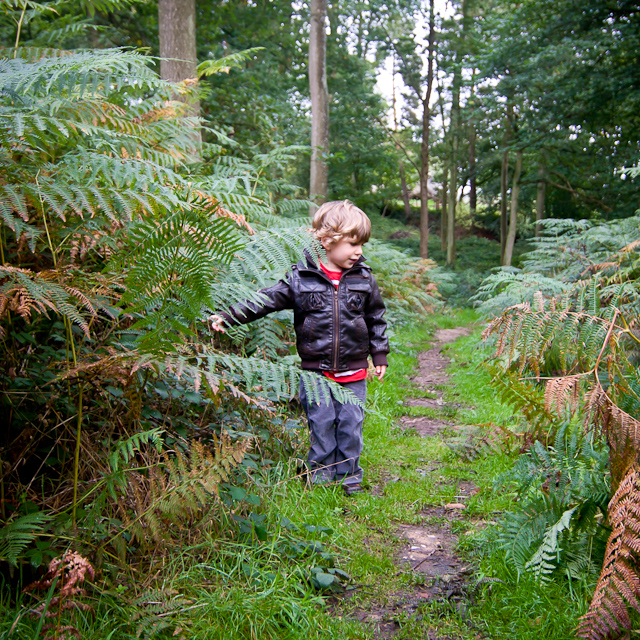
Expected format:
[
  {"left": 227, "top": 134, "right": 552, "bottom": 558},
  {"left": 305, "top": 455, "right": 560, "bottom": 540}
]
[
  {"left": 467, "top": 73, "right": 477, "bottom": 217},
  {"left": 441, "top": 0, "right": 470, "bottom": 266},
  {"left": 503, "top": 145, "right": 522, "bottom": 266},
  {"left": 535, "top": 158, "right": 546, "bottom": 237},
  {"left": 158, "top": 0, "right": 197, "bottom": 84},
  {"left": 419, "top": 0, "right": 436, "bottom": 258},
  {"left": 309, "top": 0, "right": 329, "bottom": 207},
  {"left": 389, "top": 0, "right": 436, "bottom": 258},
  {"left": 392, "top": 54, "right": 412, "bottom": 221},
  {"left": 158, "top": 0, "right": 200, "bottom": 152},
  {"left": 446, "top": 66, "right": 460, "bottom": 265}
]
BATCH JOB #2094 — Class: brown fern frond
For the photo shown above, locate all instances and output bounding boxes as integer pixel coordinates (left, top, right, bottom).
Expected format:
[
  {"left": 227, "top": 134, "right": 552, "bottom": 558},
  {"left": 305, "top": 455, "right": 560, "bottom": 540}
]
[
  {"left": 587, "top": 383, "right": 640, "bottom": 485},
  {"left": 619, "top": 240, "right": 640, "bottom": 254},
  {"left": 191, "top": 188, "right": 255, "bottom": 234},
  {"left": 544, "top": 375, "right": 583, "bottom": 415},
  {"left": 57, "top": 351, "right": 138, "bottom": 386},
  {"left": 24, "top": 551, "right": 95, "bottom": 640},
  {"left": 576, "top": 466, "right": 640, "bottom": 639}
]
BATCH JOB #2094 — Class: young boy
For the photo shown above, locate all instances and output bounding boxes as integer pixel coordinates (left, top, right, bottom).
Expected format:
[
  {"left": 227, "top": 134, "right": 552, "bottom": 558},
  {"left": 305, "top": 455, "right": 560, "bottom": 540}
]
[{"left": 210, "top": 200, "right": 389, "bottom": 494}]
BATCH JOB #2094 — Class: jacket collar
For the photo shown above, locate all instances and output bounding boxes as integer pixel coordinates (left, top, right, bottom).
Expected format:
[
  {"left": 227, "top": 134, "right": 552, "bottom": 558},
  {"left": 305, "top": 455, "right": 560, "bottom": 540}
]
[{"left": 301, "top": 248, "right": 369, "bottom": 272}]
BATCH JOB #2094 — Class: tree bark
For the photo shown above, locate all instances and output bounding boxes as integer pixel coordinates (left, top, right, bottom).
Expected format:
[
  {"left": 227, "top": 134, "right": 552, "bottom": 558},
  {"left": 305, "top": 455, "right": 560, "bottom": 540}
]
[
  {"left": 441, "top": 166, "right": 448, "bottom": 252},
  {"left": 447, "top": 81, "right": 460, "bottom": 266},
  {"left": 159, "top": 0, "right": 197, "bottom": 83},
  {"left": 399, "top": 161, "right": 411, "bottom": 222},
  {"left": 392, "top": 53, "right": 411, "bottom": 223},
  {"left": 446, "top": 0, "right": 467, "bottom": 266},
  {"left": 468, "top": 124, "right": 476, "bottom": 216},
  {"left": 309, "top": 0, "right": 329, "bottom": 209},
  {"left": 503, "top": 149, "right": 523, "bottom": 267},
  {"left": 419, "top": 0, "right": 435, "bottom": 259},
  {"left": 468, "top": 72, "right": 477, "bottom": 217},
  {"left": 500, "top": 145, "right": 509, "bottom": 264},
  {"left": 158, "top": 0, "right": 200, "bottom": 152},
  {"left": 535, "top": 160, "right": 546, "bottom": 238}
]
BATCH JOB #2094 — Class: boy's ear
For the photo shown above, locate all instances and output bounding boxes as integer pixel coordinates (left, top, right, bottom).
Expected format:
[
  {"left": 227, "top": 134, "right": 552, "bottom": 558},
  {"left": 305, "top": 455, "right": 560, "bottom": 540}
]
[{"left": 320, "top": 237, "right": 332, "bottom": 251}]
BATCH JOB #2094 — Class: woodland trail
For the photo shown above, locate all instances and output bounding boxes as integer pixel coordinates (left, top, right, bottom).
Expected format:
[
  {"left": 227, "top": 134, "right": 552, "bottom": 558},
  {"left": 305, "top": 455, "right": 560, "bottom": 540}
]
[{"left": 350, "top": 326, "right": 477, "bottom": 639}]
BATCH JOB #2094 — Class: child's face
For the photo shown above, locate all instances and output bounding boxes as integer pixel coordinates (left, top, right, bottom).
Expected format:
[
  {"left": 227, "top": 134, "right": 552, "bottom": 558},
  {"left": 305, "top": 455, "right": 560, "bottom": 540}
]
[{"left": 321, "top": 236, "right": 364, "bottom": 270}]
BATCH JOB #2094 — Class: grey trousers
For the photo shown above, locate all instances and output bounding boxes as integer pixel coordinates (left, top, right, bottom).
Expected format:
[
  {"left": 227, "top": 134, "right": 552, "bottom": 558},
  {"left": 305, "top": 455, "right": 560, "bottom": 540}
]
[{"left": 299, "top": 375, "right": 367, "bottom": 486}]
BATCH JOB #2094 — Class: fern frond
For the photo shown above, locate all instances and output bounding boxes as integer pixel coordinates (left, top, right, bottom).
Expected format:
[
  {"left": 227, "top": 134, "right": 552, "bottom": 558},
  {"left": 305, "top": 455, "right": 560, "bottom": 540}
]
[
  {"left": 0, "top": 511, "right": 52, "bottom": 566},
  {"left": 576, "top": 466, "right": 640, "bottom": 639},
  {"left": 525, "top": 506, "right": 578, "bottom": 582},
  {"left": 545, "top": 375, "right": 583, "bottom": 416}
]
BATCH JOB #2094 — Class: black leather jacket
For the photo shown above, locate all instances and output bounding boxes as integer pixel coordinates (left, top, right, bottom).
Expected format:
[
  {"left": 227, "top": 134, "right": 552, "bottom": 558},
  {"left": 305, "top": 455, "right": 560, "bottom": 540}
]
[{"left": 220, "top": 253, "right": 389, "bottom": 372}]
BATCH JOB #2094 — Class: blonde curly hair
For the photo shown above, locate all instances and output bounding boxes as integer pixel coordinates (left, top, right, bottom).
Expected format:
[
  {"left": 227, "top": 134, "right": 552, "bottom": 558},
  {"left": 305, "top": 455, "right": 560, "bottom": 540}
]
[{"left": 311, "top": 200, "right": 371, "bottom": 247}]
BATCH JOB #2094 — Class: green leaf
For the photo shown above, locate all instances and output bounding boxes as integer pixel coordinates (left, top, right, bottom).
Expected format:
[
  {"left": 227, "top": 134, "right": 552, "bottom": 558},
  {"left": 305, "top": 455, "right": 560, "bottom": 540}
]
[
  {"left": 314, "top": 572, "right": 335, "bottom": 588},
  {"left": 229, "top": 486, "right": 246, "bottom": 501},
  {"left": 253, "top": 524, "right": 268, "bottom": 542}
]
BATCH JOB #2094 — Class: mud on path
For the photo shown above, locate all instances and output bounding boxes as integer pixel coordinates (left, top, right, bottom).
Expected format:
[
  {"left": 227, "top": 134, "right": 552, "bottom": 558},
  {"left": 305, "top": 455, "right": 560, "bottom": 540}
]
[{"left": 351, "top": 327, "right": 475, "bottom": 639}]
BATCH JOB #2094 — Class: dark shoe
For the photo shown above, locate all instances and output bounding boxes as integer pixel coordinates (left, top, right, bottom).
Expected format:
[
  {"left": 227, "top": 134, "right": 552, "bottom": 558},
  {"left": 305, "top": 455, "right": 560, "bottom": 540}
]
[{"left": 343, "top": 483, "right": 363, "bottom": 496}]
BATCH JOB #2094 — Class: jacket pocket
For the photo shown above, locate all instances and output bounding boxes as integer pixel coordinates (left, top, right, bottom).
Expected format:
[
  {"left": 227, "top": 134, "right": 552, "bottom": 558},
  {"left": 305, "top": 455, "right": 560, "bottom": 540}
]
[
  {"left": 299, "top": 281, "right": 327, "bottom": 311},
  {"left": 346, "top": 281, "right": 370, "bottom": 311}
]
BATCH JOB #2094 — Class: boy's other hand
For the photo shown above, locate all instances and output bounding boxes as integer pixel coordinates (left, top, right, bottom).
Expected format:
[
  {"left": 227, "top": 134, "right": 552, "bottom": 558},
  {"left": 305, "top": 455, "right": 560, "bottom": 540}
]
[
  {"left": 209, "top": 314, "right": 226, "bottom": 333},
  {"left": 374, "top": 365, "right": 386, "bottom": 381}
]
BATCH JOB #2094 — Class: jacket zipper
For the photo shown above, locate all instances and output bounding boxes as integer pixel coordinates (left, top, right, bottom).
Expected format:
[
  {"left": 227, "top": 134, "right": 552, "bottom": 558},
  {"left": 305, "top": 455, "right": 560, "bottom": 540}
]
[{"left": 333, "top": 287, "right": 339, "bottom": 369}]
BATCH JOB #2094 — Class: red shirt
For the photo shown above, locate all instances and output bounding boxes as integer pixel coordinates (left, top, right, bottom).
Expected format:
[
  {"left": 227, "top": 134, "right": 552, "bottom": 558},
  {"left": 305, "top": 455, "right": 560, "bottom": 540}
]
[{"left": 319, "top": 263, "right": 368, "bottom": 384}]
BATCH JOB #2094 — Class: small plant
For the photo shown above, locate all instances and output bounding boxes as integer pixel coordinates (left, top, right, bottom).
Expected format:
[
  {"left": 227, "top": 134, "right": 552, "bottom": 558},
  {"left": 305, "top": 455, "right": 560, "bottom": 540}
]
[{"left": 23, "top": 550, "right": 95, "bottom": 639}]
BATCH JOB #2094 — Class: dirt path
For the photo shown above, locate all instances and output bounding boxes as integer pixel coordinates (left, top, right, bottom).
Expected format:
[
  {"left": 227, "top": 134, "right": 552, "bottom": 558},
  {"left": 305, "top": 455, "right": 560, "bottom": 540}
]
[{"left": 356, "top": 327, "right": 474, "bottom": 639}]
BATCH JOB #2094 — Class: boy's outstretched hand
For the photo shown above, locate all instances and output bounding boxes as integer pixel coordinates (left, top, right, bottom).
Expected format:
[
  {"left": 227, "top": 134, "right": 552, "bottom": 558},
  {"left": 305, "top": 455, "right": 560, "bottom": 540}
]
[
  {"left": 209, "top": 314, "right": 226, "bottom": 333},
  {"left": 374, "top": 365, "right": 387, "bottom": 381}
]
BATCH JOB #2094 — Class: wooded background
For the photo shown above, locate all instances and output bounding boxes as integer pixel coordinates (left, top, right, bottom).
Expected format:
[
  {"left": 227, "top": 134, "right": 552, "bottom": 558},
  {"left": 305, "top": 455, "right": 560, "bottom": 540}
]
[{"left": 1, "top": 2, "right": 639, "bottom": 639}]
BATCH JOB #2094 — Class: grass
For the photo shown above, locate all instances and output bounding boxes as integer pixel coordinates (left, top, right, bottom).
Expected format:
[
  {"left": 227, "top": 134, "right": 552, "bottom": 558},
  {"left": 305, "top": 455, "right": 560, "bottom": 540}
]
[{"left": 1, "top": 309, "right": 592, "bottom": 639}]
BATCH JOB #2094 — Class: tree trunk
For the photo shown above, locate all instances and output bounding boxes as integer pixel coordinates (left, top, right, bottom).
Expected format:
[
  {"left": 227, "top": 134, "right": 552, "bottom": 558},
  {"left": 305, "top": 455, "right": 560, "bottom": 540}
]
[
  {"left": 158, "top": 0, "right": 200, "bottom": 152},
  {"left": 446, "top": 0, "right": 467, "bottom": 266},
  {"left": 468, "top": 72, "right": 477, "bottom": 217},
  {"left": 309, "top": 0, "right": 329, "bottom": 209},
  {"left": 419, "top": 0, "right": 435, "bottom": 259},
  {"left": 392, "top": 53, "right": 411, "bottom": 223},
  {"left": 500, "top": 103, "right": 515, "bottom": 264},
  {"left": 500, "top": 148, "right": 509, "bottom": 264},
  {"left": 535, "top": 160, "right": 546, "bottom": 238},
  {"left": 446, "top": 167, "right": 456, "bottom": 264},
  {"left": 159, "top": 0, "right": 197, "bottom": 83},
  {"left": 468, "top": 125, "right": 476, "bottom": 216},
  {"left": 503, "top": 149, "right": 523, "bottom": 267},
  {"left": 441, "top": 166, "right": 448, "bottom": 252},
  {"left": 447, "top": 85, "right": 459, "bottom": 265},
  {"left": 419, "top": 107, "right": 430, "bottom": 258},
  {"left": 399, "top": 161, "right": 411, "bottom": 222}
]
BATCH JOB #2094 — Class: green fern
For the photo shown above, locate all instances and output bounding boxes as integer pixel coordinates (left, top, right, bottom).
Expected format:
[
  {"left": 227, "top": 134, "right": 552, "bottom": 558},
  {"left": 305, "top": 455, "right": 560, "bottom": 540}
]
[
  {"left": 0, "top": 511, "right": 52, "bottom": 567},
  {"left": 494, "top": 422, "right": 609, "bottom": 581},
  {"left": 524, "top": 506, "right": 578, "bottom": 582},
  {"left": 109, "top": 428, "right": 164, "bottom": 473}
]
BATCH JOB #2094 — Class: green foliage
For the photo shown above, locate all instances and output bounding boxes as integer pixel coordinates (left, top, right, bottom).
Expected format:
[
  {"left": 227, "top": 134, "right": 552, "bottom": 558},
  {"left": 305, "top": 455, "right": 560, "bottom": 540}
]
[
  {"left": 0, "top": 40, "right": 321, "bottom": 574},
  {"left": 494, "top": 424, "right": 609, "bottom": 583},
  {"left": 364, "top": 238, "right": 441, "bottom": 323},
  {"left": 480, "top": 214, "right": 640, "bottom": 635},
  {"left": 470, "top": 0, "right": 640, "bottom": 229},
  {"left": 0, "top": 511, "right": 52, "bottom": 567}
]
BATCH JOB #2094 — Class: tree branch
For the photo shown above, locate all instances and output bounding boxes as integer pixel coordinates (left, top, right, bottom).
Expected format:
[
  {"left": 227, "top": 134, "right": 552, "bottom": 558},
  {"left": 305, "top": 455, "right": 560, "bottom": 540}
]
[{"left": 376, "top": 119, "right": 420, "bottom": 173}]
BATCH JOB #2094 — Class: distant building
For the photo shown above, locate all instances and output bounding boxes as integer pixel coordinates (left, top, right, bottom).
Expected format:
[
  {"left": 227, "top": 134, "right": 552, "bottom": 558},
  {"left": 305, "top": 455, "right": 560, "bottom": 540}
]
[{"left": 408, "top": 178, "right": 441, "bottom": 203}]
